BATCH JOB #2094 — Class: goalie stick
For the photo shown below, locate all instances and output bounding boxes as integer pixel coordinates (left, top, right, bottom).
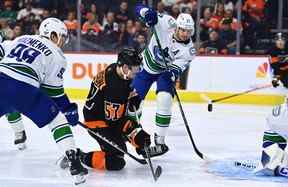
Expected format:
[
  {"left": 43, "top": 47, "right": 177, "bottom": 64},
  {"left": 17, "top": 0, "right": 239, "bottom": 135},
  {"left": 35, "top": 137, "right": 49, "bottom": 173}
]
[
  {"left": 133, "top": 106, "right": 162, "bottom": 181},
  {"left": 200, "top": 83, "right": 272, "bottom": 112},
  {"left": 78, "top": 122, "right": 147, "bottom": 165},
  {"left": 234, "top": 161, "right": 288, "bottom": 178},
  {"left": 152, "top": 27, "right": 208, "bottom": 161}
]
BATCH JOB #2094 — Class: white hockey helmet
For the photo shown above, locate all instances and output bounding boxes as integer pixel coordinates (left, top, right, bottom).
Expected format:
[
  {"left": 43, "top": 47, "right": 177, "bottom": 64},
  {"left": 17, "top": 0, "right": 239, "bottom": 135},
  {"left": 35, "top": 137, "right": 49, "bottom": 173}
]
[
  {"left": 176, "top": 13, "right": 195, "bottom": 35},
  {"left": 39, "top": 17, "right": 68, "bottom": 45}
]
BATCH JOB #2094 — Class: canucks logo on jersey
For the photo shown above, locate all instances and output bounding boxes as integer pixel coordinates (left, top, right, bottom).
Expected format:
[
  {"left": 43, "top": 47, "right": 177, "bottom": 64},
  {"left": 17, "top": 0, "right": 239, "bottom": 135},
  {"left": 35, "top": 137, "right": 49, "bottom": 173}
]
[{"left": 153, "top": 46, "right": 173, "bottom": 65}]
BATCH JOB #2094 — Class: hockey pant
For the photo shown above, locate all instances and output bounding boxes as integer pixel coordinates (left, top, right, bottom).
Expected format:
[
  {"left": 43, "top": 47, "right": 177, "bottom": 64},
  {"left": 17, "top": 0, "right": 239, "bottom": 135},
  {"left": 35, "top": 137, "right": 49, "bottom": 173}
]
[
  {"left": 83, "top": 117, "right": 150, "bottom": 170},
  {"left": 0, "top": 73, "right": 76, "bottom": 154}
]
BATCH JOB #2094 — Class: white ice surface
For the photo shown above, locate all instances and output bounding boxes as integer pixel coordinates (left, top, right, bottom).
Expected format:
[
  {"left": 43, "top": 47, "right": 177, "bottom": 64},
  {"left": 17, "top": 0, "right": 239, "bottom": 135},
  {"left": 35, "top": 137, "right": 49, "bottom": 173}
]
[{"left": 0, "top": 102, "right": 287, "bottom": 187}]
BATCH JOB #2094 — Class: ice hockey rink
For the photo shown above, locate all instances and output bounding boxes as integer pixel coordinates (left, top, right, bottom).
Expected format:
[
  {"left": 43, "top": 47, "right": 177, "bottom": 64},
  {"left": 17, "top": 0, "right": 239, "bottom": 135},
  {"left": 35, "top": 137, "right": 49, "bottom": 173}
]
[{"left": 0, "top": 101, "right": 287, "bottom": 187}]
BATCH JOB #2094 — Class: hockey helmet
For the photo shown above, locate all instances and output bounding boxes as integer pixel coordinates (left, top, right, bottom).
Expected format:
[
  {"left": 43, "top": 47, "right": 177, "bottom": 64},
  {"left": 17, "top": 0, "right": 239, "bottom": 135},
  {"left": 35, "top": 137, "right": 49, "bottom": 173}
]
[
  {"left": 176, "top": 13, "right": 195, "bottom": 36},
  {"left": 117, "top": 48, "right": 143, "bottom": 68},
  {"left": 39, "top": 17, "right": 68, "bottom": 44},
  {"left": 275, "top": 32, "right": 286, "bottom": 41}
]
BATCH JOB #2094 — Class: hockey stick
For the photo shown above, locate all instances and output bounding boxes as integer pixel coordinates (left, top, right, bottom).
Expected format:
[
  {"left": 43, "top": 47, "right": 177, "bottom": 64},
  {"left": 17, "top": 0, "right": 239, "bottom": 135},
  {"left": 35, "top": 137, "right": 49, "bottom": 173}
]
[
  {"left": 152, "top": 27, "right": 207, "bottom": 160},
  {"left": 234, "top": 161, "right": 257, "bottom": 170},
  {"left": 200, "top": 83, "right": 272, "bottom": 112},
  {"left": 77, "top": 122, "right": 147, "bottom": 165},
  {"left": 133, "top": 106, "right": 162, "bottom": 181},
  {"left": 144, "top": 144, "right": 162, "bottom": 181}
]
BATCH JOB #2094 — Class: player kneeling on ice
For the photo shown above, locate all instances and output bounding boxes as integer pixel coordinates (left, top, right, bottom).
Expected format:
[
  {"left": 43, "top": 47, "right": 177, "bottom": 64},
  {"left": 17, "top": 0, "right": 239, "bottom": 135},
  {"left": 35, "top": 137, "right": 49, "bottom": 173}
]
[
  {"left": 61, "top": 48, "right": 154, "bottom": 171},
  {"left": 256, "top": 36, "right": 288, "bottom": 177},
  {"left": 0, "top": 17, "right": 87, "bottom": 185},
  {"left": 129, "top": 5, "right": 196, "bottom": 155}
]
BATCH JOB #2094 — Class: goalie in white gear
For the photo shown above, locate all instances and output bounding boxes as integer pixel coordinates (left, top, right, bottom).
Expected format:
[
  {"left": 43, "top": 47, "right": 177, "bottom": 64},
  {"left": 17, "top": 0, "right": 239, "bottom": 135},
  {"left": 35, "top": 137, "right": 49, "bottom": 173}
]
[
  {"left": 130, "top": 5, "right": 196, "bottom": 156},
  {"left": 255, "top": 102, "right": 288, "bottom": 177},
  {"left": 0, "top": 17, "right": 87, "bottom": 184},
  {"left": 255, "top": 36, "right": 288, "bottom": 177}
]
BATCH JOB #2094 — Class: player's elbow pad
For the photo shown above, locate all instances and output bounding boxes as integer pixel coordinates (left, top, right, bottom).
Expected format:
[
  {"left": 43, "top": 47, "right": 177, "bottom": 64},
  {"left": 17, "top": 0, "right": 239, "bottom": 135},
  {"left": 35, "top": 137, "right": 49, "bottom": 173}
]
[{"left": 52, "top": 94, "right": 71, "bottom": 112}]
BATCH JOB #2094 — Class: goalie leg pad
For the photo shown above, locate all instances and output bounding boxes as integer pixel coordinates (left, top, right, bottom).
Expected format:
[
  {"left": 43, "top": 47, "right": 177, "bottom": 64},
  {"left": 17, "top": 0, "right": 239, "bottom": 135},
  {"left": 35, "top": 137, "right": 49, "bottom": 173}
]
[{"left": 255, "top": 131, "right": 288, "bottom": 175}]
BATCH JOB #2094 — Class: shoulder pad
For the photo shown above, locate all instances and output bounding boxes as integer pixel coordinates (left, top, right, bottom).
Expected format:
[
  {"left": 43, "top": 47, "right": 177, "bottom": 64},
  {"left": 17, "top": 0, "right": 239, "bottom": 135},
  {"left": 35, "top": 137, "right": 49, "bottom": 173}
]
[{"left": 93, "top": 70, "right": 106, "bottom": 89}]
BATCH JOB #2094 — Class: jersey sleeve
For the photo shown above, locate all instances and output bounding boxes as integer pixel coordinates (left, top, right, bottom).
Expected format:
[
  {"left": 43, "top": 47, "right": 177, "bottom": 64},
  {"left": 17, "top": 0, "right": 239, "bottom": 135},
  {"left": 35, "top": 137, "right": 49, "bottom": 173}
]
[
  {"left": 154, "top": 14, "right": 176, "bottom": 42},
  {"left": 83, "top": 72, "right": 106, "bottom": 123},
  {"left": 40, "top": 54, "right": 66, "bottom": 98},
  {"left": 0, "top": 40, "right": 13, "bottom": 60}
]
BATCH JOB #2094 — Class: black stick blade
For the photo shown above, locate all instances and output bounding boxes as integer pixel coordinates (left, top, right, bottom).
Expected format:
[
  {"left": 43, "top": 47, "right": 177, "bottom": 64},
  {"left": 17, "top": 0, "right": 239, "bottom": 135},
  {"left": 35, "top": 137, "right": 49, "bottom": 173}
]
[
  {"left": 154, "top": 166, "right": 162, "bottom": 180},
  {"left": 208, "top": 103, "right": 213, "bottom": 112}
]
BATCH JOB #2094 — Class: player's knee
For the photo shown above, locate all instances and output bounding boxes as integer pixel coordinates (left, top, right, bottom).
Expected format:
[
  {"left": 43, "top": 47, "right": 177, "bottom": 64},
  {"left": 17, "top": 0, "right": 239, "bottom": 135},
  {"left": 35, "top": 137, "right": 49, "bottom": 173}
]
[
  {"left": 157, "top": 92, "right": 172, "bottom": 111},
  {"left": 47, "top": 112, "right": 67, "bottom": 129},
  {"left": 106, "top": 155, "right": 126, "bottom": 170}
]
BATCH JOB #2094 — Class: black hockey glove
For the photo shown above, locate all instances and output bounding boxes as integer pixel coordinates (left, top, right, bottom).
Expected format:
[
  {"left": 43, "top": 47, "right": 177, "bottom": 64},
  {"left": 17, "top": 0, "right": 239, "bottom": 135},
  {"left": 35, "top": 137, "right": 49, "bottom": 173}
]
[
  {"left": 134, "top": 130, "right": 151, "bottom": 148},
  {"left": 63, "top": 103, "right": 79, "bottom": 126},
  {"left": 272, "top": 75, "right": 281, "bottom": 88},
  {"left": 128, "top": 95, "right": 142, "bottom": 112},
  {"left": 272, "top": 78, "right": 280, "bottom": 88}
]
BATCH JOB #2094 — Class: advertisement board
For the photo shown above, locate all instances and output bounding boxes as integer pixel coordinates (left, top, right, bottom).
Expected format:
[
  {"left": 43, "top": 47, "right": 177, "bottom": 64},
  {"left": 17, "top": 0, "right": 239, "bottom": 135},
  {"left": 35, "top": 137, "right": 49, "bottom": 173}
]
[{"left": 63, "top": 54, "right": 286, "bottom": 104}]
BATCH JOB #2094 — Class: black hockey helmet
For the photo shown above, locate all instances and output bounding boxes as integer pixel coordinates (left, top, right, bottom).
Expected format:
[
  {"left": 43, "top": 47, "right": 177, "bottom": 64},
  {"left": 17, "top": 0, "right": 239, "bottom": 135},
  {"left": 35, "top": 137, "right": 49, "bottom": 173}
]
[{"left": 117, "top": 48, "right": 143, "bottom": 68}]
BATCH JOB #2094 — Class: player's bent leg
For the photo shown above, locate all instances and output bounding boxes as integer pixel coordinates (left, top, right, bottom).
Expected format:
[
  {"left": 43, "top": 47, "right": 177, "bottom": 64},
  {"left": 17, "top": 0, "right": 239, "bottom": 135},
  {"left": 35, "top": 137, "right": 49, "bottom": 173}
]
[
  {"left": 47, "top": 112, "right": 88, "bottom": 176},
  {"left": 6, "top": 112, "right": 27, "bottom": 150},
  {"left": 79, "top": 150, "right": 126, "bottom": 171}
]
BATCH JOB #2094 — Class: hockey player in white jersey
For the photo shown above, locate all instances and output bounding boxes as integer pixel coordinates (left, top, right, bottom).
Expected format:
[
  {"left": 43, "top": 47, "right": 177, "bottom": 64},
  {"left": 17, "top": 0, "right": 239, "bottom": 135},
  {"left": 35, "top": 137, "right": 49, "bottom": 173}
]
[
  {"left": 255, "top": 36, "right": 288, "bottom": 177},
  {"left": 129, "top": 5, "right": 196, "bottom": 156},
  {"left": 0, "top": 37, "right": 27, "bottom": 150},
  {"left": 0, "top": 17, "right": 87, "bottom": 185}
]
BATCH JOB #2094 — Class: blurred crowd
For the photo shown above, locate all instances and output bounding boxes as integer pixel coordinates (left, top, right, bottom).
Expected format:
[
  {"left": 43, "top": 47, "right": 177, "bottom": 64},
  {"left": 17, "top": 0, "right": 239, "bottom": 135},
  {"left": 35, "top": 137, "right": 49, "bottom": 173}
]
[{"left": 0, "top": 0, "right": 286, "bottom": 54}]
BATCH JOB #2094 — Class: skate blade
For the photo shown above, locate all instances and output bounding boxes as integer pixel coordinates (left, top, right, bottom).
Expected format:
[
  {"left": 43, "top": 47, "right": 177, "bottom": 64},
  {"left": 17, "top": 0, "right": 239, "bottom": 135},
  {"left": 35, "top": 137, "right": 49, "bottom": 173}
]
[{"left": 17, "top": 143, "right": 26, "bottom": 150}]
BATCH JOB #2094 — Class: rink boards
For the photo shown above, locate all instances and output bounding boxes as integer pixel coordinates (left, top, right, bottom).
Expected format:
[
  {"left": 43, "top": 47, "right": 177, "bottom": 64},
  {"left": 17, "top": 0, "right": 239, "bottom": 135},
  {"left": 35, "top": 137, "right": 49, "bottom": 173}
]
[{"left": 63, "top": 53, "right": 286, "bottom": 105}]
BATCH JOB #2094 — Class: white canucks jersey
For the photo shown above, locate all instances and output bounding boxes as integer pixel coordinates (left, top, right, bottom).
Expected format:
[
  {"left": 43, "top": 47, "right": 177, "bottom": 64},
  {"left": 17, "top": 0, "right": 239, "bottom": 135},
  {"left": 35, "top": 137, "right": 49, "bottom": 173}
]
[
  {"left": 143, "top": 14, "right": 196, "bottom": 74},
  {"left": 0, "top": 35, "right": 66, "bottom": 98}
]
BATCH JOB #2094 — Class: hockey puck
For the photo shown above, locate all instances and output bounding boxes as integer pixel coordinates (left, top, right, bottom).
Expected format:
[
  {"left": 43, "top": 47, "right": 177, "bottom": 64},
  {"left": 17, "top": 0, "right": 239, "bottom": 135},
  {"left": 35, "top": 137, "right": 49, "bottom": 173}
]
[{"left": 208, "top": 103, "right": 213, "bottom": 112}]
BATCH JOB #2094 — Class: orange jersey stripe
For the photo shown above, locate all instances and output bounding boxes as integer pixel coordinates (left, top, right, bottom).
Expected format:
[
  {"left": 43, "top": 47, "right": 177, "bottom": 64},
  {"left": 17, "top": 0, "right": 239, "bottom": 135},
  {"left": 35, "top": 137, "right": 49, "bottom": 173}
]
[{"left": 85, "top": 120, "right": 108, "bottom": 128}]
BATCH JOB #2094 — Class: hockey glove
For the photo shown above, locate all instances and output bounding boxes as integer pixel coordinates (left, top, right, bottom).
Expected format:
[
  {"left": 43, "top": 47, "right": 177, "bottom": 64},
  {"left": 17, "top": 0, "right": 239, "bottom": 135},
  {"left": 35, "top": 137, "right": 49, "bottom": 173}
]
[
  {"left": 128, "top": 95, "right": 142, "bottom": 112},
  {"left": 170, "top": 69, "right": 181, "bottom": 82},
  {"left": 134, "top": 130, "right": 151, "bottom": 148},
  {"left": 272, "top": 75, "right": 281, "bottom": 88},
  {"left": 136, "top": 5, "right": 158, "bottom": 27},
  {"left": 63, "top": 103, "right": 79, "bottom": 126},
  {"left": 144, "top": 9, "right": 158, "bottom": 27}
]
